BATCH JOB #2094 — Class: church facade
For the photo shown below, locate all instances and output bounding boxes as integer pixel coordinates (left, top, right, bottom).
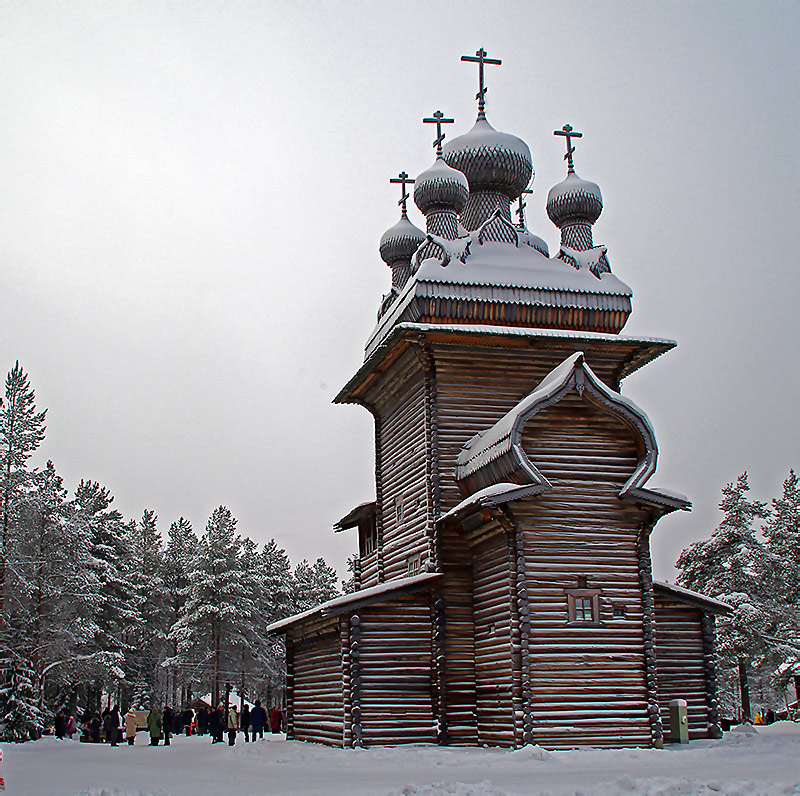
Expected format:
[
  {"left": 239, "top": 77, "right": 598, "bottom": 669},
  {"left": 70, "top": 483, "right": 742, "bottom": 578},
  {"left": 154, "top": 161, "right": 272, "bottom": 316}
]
[{"left": 269, "top": 50, "right": 728, "bottom": 749}]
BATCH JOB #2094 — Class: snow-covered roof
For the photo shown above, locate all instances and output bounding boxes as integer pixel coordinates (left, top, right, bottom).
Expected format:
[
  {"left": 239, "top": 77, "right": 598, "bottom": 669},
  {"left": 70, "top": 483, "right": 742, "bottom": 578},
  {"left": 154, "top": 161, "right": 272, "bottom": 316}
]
[
  {"left": 547, "top": 170, "right": 602, "bottom": 204},
  {"left": 336, "top": 322, "right": 676, "bottom": 405},
  {"left": 654, "top": 581, "right": 732, "bottom": 615},
  {"left": 453, "top": 352, "right": 690, "bottom": 513},
  {"left": 437, "top": 483, "right": 546, "bottom": 524},
  {"left": 333, "top": 501, "right": 375, "bottom": 533},
  {"left": 267, "top": 572, "right": 442, "bottom": 633}
]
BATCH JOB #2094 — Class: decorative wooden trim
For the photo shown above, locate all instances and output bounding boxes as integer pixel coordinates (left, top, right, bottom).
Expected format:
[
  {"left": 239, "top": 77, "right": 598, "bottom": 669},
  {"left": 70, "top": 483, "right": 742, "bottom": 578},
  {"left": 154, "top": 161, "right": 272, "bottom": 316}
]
[
  {"left": 349, "top": 613, "right": 363, "bottom": 747},
  {"left": 374, "top": 416, "right": 385, "bottom": 584},
  {"left": 340, "top": 616, "right": 350, "bottom": 748},
  {"left": 701, "top": 613, "right": 722, "bottom": 738},
  {"left": 637, "top": 522, "right": 664, "bottom": 748}
]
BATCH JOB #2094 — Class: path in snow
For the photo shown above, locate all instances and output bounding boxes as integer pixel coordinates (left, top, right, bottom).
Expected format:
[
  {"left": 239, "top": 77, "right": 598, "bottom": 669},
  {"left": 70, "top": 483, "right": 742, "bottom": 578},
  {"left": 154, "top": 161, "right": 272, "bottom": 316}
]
[{"left": 2, "top": 723, "right": 799, "bottom": 796}]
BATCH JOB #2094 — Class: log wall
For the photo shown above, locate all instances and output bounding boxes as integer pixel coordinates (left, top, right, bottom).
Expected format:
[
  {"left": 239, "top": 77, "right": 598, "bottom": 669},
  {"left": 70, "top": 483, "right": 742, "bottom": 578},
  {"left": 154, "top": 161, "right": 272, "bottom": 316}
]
[
  {"left": 654, "top": 595, "right": 710, "bottom": 739},
  {"left": 373, "top": 349, "right": 430, "bottom": 581},
  {"left": 515, "top": 393, "right": 652, "bottom": 747},
  {"left": 472, "top": 531, "right": 516, "bottom": 746},
  {"left": 357, "top": 594, "right": 436, "bottom": 745},
  {"left": 291, "top": 631, "right": 344, "bottom": 745}
]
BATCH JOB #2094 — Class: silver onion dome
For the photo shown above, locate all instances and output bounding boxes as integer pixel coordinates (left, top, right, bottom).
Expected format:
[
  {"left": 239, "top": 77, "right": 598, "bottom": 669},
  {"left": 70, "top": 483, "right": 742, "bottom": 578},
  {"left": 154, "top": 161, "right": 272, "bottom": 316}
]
[
  {"left": 414, "top": 158, "right": 469, "bottom": 216},
  {"left": 442, "top": 118, "right": 533, "bottom": 200},
  {"left": 379, "top": 214, "right": 426, "bottom": 266},
  {"left": 546, "top": 171, "right": 603, "bottom": 230}
]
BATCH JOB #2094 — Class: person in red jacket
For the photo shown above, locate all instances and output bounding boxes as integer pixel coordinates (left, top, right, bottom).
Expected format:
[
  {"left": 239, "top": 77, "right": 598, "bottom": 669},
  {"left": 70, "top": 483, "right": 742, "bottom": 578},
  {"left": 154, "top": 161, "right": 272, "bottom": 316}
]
[{"left": 269, "top": 705, "right": 282, "bottom": 734}]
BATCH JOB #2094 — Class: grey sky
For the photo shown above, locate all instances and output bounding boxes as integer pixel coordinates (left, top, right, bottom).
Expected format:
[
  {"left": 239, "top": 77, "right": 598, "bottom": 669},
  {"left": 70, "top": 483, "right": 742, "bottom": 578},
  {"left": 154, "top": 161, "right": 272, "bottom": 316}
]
[{"left": 1, "top": 1, "right": 797, "bottom": 581}]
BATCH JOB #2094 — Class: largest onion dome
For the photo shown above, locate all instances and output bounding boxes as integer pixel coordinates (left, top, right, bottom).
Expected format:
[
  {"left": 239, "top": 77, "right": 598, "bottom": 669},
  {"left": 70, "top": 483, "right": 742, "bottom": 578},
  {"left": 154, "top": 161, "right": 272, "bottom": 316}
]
[
  {"left": 546, "top": 171, "right": 602, "bottom": 229},
  {"left": 442, "top": 118, "right": 532, "bottom": 201},
  {"left": 414, "top": 158, "right": 469, "bottom": 217}
]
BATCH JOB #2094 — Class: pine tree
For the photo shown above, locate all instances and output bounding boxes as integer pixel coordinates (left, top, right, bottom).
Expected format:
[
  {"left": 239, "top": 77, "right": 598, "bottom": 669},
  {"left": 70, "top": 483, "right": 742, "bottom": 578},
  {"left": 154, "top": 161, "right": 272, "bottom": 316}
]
[
  {"left": 291, "top": 558, "right": 339, "bottom": 614},
  {"left": 0, "top": 623, "right": 42, "bottom": 741},
  {"left": 0, "top": 362, "right": 47, "bottom": 632},
  {"left": 762, "top": 470, "right": 800, "bottom": 693},
  {"left": 677, "top": 472, "right": 772, "bottom": 714}
]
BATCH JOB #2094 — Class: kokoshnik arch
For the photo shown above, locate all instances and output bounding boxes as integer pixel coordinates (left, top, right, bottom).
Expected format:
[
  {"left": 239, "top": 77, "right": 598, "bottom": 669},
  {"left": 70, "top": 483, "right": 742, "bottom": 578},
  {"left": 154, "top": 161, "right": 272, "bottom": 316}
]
[{"left": 269, "top": 48, "right": 729, "bottom": 749}]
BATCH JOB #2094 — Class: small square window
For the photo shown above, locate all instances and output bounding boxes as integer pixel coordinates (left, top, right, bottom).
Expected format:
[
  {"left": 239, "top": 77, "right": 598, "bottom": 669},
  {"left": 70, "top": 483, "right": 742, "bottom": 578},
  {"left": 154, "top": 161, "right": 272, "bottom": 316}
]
[
  {"left": 407, "top": 553, "right": 423, "bottom": 576},
  {"left": 574, "top": 597, "right": 594, "bottom": 621},
  {"left": 566, "top": 581, "right": 601, "bottom": 624},
  {"left": 613, "top": 605, "right": 627, "bottom": 619}
]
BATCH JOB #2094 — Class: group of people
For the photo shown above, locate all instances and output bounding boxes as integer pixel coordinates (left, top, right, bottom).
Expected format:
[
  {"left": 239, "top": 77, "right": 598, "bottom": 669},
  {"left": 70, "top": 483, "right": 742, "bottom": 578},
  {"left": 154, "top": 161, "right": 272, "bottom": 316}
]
[
  {"left": 754, "top": 709, "right": 777, "bottom": 725},
  {"left": 55, "top": 700, "right": 285, "bottom": 747}
]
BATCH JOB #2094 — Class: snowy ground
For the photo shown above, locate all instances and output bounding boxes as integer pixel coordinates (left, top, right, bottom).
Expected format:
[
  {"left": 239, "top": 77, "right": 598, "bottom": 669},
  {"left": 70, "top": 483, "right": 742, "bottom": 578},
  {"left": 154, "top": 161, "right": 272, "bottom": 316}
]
[{"left": 3, "top": 723, "right": 799, "bottom": 796}]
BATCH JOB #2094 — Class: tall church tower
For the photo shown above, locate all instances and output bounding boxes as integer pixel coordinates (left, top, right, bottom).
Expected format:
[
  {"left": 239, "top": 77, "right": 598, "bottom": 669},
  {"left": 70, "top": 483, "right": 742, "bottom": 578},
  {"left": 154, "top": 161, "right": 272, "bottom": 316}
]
[{"left": 270, "top": 49, "right": 727, "bottom": 750}]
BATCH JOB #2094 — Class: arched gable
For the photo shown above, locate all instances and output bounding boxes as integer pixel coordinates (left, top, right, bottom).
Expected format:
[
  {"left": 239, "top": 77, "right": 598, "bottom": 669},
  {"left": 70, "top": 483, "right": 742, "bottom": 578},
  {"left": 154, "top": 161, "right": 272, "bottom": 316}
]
[{"left": 455, "top": 352, "right": 688, "bottom": 512}]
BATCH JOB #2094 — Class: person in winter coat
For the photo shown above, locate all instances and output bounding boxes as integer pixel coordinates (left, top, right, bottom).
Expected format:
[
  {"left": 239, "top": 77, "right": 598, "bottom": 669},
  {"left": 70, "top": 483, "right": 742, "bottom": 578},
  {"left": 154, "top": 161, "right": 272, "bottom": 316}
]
[
  {"left": 227, "top": 705, "right": 239, "bottom": 746},
  {"left": 240, "top": 704, "right": 251, "bottom": 742},
  {"left": 197, "top": 706, "right": 208, "bottom": 736},
  {"left": 103, "top": 710, "right": 117, "bottom": 746},
  {"left": 147, "top": 705, "right": 162, "bottom": 746},
  {"left": 182, "top": 707, "right": 193, "bottom": 736},
  {"left": 270, "top": 705, "right": 282, "bottom": 734},
  {"left": 90, "top": 714, "right": 101, "bottom": 743},
  {"left": 162, "top": 706, "right": 174, "bottom": 746},
  {"left": 209, "top": 705, "right": 222, "bottom": 743},
  {"left": 250, "top": 699, "right": 266, "bottom": 740},
  {"left": 54, "top": 711, "right": 67, "bottom": 739},
  {"left": 112, "top": 705, "right": 123, "bottom": 746},
  {"left": 66, "top": 714, "right": 76, "bottom": 739},
  {"left": 124, "top": 708, "right": 137, "bottom": 745}
]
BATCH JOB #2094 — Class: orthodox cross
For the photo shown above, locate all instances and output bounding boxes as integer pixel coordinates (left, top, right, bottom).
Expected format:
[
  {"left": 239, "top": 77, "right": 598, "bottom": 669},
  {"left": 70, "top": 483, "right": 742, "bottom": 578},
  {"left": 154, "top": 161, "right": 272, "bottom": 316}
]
[
  {"left": 423, "top": 110, "right": 455, "bottom": 157},
  {"left": 389, "top": 171, "right": 415, "bottom": 216},
  {"left": 554, "top": 124, "right": 583, "bottom": 173},
  {"left": 516, "top": 188, "right": 533, "bottom": 227},
  {"left": 461, "top": 48, "right": 501, "bottom": 119}
]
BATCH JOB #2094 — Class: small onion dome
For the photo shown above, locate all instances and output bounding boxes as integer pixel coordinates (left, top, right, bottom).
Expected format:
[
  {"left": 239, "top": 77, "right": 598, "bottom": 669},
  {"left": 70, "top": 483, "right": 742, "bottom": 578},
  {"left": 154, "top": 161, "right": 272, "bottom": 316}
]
[
  {"left": 546, "top": 171, "right": 603, "bottom": 228},
  {"left": 442, "top": 117, "right": 533, "bottom": 199},
  {"left": 379, "top": 214, "right": 426, "bottom": 265},
  {"left": 414, "top": 158, "right": 469, "bottom": 215}
]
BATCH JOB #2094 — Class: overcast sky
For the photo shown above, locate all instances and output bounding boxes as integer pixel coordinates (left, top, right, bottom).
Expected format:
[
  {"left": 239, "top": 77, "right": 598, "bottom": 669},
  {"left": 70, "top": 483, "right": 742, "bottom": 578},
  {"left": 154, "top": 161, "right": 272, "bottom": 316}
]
[{"left": 1, "top": 1, "right": 797, "bottom": 582}]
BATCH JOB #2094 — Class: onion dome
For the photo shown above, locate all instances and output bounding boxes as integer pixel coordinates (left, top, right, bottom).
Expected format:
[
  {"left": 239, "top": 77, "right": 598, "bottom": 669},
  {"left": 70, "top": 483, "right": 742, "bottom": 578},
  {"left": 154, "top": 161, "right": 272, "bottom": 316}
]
[
  {"left": 442, "top": 118, "right": 532, "bottom": 203},
  {"left": 546, "top": 172, "right": 603, "bottom": 252},
  {"left": 414, "top": 159, "right": 469, "bottom": 216},
  {"left": 379, "top": 214, "right": 425, "bottom": 291},
  {"left": 520, "top": 229, "right": 550, "bottom": 257}
]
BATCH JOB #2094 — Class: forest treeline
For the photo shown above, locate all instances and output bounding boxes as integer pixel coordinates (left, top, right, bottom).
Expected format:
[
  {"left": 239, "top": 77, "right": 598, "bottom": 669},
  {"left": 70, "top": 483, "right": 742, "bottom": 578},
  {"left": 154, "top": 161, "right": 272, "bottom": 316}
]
[
  {"left": 0, "top": 362, "right": 340, "bottom": 742},
  {"left": 677, "top": 471, "right": 799, "bottom": 717}
]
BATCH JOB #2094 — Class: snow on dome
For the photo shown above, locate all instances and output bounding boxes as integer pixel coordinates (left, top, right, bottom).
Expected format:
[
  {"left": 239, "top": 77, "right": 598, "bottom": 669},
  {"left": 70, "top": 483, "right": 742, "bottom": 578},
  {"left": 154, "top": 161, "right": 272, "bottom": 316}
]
[
  {"left": 414, "top": 158, "right": 469, "bottom": 215},
  {"left": 546, "top": 171, "right": 603, "bottom": 227},
  {"left": 519, "top": 229, "right": 550, "bottom": 257},
  {"left": 442, "top": 118, "right": 533, "bottom": 199},
  {"left": 379, "top": 214, "right": 426, "bottom": 265}
]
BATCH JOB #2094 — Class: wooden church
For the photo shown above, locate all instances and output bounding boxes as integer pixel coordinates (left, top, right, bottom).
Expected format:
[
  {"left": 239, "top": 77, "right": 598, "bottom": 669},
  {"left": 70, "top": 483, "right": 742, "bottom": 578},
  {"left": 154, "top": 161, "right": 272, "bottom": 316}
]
[{"left": 269, "top": 49, "right": 729, "bottom": 749}]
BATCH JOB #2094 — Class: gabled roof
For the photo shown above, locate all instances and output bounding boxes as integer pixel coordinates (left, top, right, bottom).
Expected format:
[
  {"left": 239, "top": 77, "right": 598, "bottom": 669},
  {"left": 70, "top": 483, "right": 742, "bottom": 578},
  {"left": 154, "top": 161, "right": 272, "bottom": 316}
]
[
  {"left": 267, "top": 572, "right": 442, "bottom": 633},
  {"left": 455, "top": 352, "right": 690, "bottom": 513},
  {"left": 654, "top": 581, "right": 732, "bottom": 615}
]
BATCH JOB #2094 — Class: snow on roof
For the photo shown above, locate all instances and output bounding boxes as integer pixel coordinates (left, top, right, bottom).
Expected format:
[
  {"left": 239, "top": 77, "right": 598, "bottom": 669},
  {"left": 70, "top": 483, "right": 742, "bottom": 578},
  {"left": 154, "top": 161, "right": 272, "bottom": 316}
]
[
  {"left": 267, "top": 572, "right": 442, "bottom": 633},
  {"left": 442, "top": 117, "right": 531, "bottom": 162},
  {"left": 438, "top": 482, "right": 546, "bottom": 524},
  {"left": 654, "top": 581, "right": 732, "bottom": 614},
  {"left": 333, "top": 501, "right": 376, "bottom": 532}
]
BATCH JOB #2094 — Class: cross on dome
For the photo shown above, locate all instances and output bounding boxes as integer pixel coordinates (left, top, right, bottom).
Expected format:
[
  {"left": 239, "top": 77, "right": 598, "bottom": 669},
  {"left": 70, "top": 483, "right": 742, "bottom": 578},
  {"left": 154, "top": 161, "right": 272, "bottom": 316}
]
[
  {"left": 461, "top": 47, "right": 501, "bottom": 120},
  {"left": 554, "top": 124, "right": 583, "bottom": 174},
  {"left": 423, "top": 110, "right": 455, "bottom": 157},
  {"left": 389, "top": 171, "right": 415, "bottom": 217},
  {"left": 516, "top": 188, "right": 533, "bottom": 227}
]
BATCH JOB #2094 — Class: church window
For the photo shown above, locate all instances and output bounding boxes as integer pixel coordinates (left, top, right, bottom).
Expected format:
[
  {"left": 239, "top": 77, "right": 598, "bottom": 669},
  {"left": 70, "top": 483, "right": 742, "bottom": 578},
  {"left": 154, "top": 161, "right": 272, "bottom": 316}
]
[
  {"left": 407, "top": 553, "right": 423, "bottom": 576},
  {"left": 394, "top": 493, "right": 405, "bottom": 526},
  {"left": 566, "top": 578, "right": 601, "bottom": 624},
  {"left": 359, "top": 516, "right": 376, "bottom": 557}
]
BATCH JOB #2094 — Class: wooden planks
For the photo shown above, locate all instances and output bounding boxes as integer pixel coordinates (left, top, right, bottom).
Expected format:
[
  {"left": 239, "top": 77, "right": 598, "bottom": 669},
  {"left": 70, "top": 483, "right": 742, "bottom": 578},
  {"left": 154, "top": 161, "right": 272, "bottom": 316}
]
[{"left": 292, "top": 632, "right": 344, "bottom": 745}]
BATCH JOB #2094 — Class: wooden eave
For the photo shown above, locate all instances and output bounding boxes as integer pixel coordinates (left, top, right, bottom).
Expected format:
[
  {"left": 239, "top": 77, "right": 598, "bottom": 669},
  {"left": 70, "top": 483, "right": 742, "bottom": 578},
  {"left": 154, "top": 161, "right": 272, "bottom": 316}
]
[
  {"left": 268, "top": 573, "right": 442, "bottom": 634},
  {"left": 334, "top": 323, "right": 676, "bottom": 406},
  {"left": 653, "top": 581, "right": 732, "bottom": 615},
  {"left": 333, "top": 501, "right": 376, "bottom": 533}
]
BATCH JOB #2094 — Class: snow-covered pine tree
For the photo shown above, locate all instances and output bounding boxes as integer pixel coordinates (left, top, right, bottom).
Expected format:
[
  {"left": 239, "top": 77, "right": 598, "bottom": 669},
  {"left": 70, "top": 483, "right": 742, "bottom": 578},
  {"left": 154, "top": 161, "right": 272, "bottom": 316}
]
[
  {"left": 72, "top": 480, "right": 135, "bottom": 711},
  {"left": 0, "top": 362, "right": 47, "bottom": 633},
  {"left": 163, "top": 517, "right": 196, "bottom": 704},
  {"left": 677, "top": 472, "right": 772, "bottom": 715},
  {"left": 762, "top": 470, "right": 800, "bottom": 697},
  {"left": 291, "top": 558, "right": 339, "bottom": 614},
  {"left": 125, "top": 509, "right": 168, "bottom": 705},
  {"left": 0, "top": 620, "right": 42, "bottom": 741},
  {"left": 171, "top": 506, "right": 258, "bottom": 706}
]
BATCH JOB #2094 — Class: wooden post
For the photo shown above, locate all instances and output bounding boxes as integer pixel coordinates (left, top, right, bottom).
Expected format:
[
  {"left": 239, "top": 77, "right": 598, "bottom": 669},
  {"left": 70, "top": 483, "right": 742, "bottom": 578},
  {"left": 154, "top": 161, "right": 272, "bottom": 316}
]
[
  {"left": 285, "top": 637, "right": 294, "bottom": 740},
  {"left": 432, "top": 593, "right": 448, "bottom": 744},
  {"left": 349, "top": 613, "right": 363, "bottom": 747},
  {"left": 637, "top": 523, "right": 664, "bottom": 748},
  {"left": 700, "top": 613, "right": 722, "bottom": 737},
  {"left": 738, "top": 658, "right": 751, "bottom": 724}
]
